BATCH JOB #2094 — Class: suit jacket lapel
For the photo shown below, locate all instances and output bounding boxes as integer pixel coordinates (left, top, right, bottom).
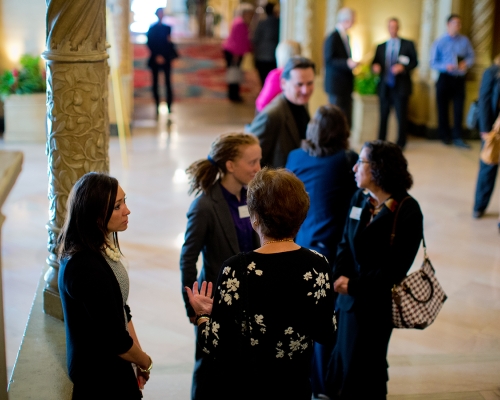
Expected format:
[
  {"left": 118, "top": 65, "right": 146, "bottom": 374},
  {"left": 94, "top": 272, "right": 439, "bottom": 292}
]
[
  {"left": 211, "top": 183, "right": 240, "bottom": 254},
  {"left": 280, "top": 95, "right": 302, "bottom": 147}
]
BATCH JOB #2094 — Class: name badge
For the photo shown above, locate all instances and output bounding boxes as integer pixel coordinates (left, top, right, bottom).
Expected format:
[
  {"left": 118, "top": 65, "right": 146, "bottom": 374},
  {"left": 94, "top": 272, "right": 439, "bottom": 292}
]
[
  {"left": 238, "top": 205, "right": 250, "bottom": 219},
  {"left": 398, "top": 55, "right": 410, "bottom": 65},
  {"left": 349, "top": 206, "right": 362, "bottom": 220}
]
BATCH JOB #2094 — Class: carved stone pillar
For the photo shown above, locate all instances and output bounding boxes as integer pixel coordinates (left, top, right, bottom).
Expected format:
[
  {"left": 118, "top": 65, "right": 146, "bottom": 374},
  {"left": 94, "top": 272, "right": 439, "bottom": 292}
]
[
  {"left": 292, "top": 0, "right": 314, "bottom": 59},
  {"left": 42, "top": 0, "right": 110, "bottom": 319},
  {"left": 470, "top": 0, "right": 495, "bottom": 79},
  {"left": 418, "top": 0, "right": 438, "bottom": 81},
  {"left": 325, "top": 0, "right": 342, "bottom": 35}
]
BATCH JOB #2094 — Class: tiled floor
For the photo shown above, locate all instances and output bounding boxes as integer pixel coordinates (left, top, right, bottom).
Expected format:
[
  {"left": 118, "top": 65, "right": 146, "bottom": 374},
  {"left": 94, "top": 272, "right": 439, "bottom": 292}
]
[{"left": 1, "top": 99, "right": 500, "bottom": 399}]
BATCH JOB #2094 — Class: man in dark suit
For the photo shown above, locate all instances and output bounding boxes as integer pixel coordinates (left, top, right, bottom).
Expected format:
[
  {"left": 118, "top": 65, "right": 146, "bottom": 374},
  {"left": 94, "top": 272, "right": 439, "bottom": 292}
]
[
  {"left": 147, "top": 7, "right": 176, "bottom": 114},
  {"left": 245, "top": 56, "right": 315, "bottom": 168},
  {"left": 473, "top": 55, "right": 500, "bottom": 220},
  {"left": 372, "top": 18, "right": 418, "bottom": 149},
  {"left": 324, "top": 7, "right": 359, "bottom": 126}
]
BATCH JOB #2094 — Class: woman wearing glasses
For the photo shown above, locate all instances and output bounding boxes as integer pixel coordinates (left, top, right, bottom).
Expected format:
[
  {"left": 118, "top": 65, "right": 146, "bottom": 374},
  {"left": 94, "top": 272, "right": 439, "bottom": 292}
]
[{"left": 326, "top": 140, "right": 423, "bottom": 399}]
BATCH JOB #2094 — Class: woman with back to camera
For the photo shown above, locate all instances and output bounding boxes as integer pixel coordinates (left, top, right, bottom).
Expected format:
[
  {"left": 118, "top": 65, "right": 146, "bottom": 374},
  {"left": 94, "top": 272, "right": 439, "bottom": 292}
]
[
  {"left": 186, "top": 168, "right": 337, "bottom": 400},
  {"left": 58, "top": 172, "right": 152, "bottom": 399},
  {"left": 326, "top": 140, "right": 423, "bottom": 399},
  {"left": 180, "top": 133, "right": 262, "bottom": 399},
  {"left": 285, "top": 104, "right": 358, "bottom": 397}
]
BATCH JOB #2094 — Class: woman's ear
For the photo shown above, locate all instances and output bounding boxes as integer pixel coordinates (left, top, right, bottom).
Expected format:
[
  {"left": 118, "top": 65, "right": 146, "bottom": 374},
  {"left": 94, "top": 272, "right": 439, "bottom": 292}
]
[{"left": 225, "top": 159, "right": 235, "bottom": 174}]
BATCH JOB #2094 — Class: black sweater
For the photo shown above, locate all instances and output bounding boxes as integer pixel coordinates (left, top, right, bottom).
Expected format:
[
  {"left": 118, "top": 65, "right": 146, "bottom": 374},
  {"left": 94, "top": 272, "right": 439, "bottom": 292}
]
[{"left": 59, "top": 250, "right": 141, "bottom": 399}]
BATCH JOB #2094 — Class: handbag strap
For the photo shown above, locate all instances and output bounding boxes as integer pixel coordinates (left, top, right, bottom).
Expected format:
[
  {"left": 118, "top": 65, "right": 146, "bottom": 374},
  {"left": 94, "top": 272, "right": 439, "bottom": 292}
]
[{"left": 390, "top": 195, "right": 427, "bottom": 258}]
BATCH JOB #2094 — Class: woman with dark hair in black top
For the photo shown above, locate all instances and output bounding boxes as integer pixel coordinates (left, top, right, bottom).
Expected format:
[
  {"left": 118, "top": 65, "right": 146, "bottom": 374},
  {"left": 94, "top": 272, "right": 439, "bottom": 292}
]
[
  {"left": 327, "top": 140, "right": 423, "bottom": 399},
  {"left": 58, "top": 172, "right": 152, "bottom": 399}
]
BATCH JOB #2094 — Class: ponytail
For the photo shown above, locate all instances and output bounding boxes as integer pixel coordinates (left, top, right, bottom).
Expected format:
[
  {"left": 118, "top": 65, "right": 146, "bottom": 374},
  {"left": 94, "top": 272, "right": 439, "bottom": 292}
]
[{"left": 186, "top": 132, "right": 259, "bottom": 196}]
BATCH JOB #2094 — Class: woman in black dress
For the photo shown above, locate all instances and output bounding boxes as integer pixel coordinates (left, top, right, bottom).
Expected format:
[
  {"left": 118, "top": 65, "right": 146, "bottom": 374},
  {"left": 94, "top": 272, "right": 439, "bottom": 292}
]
[
  {"left": 58, "top": 173, "right": 152, "bottom": 399},
  {"left": 327, "top": 141, "right": 423, "bottom": 399},
  {"left": 186, "top": 168, "right": 336, "bottom": 399}
]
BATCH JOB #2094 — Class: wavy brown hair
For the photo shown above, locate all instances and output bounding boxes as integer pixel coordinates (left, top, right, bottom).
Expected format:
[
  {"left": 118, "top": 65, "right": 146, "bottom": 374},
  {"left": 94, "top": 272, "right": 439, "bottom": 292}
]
[
  {"left": 247, "top": 167, "right": 310, "bottom": 239},
  {"left": 186, "top": 132, "right": 259, "bottom": 195},
  {"left": 302, "top": 104, "right": 350, "bottom": 157},
  {"left": 363, "top": 140, "right": 413, "bottom": 194}
]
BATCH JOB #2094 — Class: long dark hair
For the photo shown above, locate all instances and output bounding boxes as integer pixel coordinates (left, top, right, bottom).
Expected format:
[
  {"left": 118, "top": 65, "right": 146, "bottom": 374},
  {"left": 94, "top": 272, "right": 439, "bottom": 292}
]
[
  {"left": 186, "top": 132, "right": 259, "bottom": 196},
  {"left": 302, "top": 104, "right": 350, "bottom": 157},
  {"left": 58, "top": 172, "right": 119, "bottom": 259}
]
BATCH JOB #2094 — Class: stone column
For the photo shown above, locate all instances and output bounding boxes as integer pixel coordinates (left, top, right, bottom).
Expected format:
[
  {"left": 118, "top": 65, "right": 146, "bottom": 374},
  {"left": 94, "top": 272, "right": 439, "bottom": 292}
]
[
  {"left": 325, "top": 0, "right": 342, "bottom": 35},
  {"left": 418, "top": 0, "right": 438, "bottom": 81},
  {"left": 470, "top": 0, "right": 495, "bottom": 79},
  {"left": 292, "top": 0, "right": 315, "bottom": 59},
  {"left": 42, "top": 0, "right": 110, "bottom": 319},
  {"left": 107, "top": 0, "right": 133, "bottom": 127}
]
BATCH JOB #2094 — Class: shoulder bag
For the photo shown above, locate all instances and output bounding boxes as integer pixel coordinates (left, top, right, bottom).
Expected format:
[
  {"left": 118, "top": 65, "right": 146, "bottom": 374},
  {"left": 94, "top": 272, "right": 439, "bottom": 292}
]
[
  {"left": 390, "top": 197, "right": 447, "bottom": 329},
  {"left": 480, "top": 113, "right": 500, "bottom": 165}
]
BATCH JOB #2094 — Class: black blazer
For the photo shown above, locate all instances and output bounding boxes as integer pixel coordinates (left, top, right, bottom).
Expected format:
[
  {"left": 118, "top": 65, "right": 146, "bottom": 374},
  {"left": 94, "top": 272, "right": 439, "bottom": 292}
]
[
  {"left": 333, "top": 190, "right": 423, "bottom": 316},
  {"left": 180, "top": 182, "right": 260, "bottom": 317},
  {"left": 147, "top": 22, "right": 174, "bottom": 67},
  {"left": 323, "top": 29, "right": 353, "bottom": 96},
  {"left": 245, "top": 94, "right": 303, "bottom": 168},
  {"left": 59, "top": 250, "right": 141, "bottom": 399},
  {"left": 478, "top": 64, "right": 500, "bottom": 132},
  {"left": 371, "top": 38, "right": 418, "bottom": 98}
]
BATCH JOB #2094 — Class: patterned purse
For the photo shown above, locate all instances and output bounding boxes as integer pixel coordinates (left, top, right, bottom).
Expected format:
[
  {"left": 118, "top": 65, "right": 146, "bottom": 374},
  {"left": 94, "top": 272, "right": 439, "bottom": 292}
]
[{"left": 390, "top": 198, "right": 447, "bottom": 329}]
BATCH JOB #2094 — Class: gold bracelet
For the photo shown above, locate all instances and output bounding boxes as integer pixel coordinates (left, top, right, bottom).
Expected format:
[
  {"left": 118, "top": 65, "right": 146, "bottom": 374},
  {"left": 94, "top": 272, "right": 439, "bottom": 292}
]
[
  {"left": 196, "top": 316, "right": 210, "bottom": 326},
  {"left": 138, "top": 356, "right": 153, "bottom": 373}
]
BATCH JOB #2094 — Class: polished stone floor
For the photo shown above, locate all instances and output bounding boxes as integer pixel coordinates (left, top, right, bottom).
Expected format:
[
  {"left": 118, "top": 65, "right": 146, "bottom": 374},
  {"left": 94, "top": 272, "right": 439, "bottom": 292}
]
[{"left": 1, "top": 100, "right": 500, "bottom": 399}]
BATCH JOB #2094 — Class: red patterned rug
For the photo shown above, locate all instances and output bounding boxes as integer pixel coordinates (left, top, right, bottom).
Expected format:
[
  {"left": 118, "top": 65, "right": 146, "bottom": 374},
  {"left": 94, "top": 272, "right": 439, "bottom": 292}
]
[{"left": 134, "top": 39, "right": 260, "bottom": 104}]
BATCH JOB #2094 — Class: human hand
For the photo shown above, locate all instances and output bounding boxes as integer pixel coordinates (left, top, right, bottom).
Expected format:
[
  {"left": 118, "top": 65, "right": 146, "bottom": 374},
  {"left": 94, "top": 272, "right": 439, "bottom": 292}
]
[
  {"left": 445, "top": 64, "right": 456, "bottom": 72},
  {"left": 458, "top": 60, "right": 468, "bottom": 71},
  {"left": 347, "top": 58, "right": 359, "bottom": 70},
  {"left": 155, "top": 55, "right": 165, "bottom": 65},
  {"left": 137, "top": 370, "right": 150, "bottom": 389},
  {"left": 185, "top": 281, "right": 214, "bottom": 316},
  {"left": 391, "top": 64, "right": 404, "bottom": 75},
  {"left": 372, "top": 63, "right": 381, "bottom": 74},
  {"left": 333, "top": 276, "right": 349, "bottom": 294}
]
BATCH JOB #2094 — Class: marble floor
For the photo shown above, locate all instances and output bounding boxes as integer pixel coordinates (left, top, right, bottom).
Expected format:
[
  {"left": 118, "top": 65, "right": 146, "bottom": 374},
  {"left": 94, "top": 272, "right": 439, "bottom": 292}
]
[{"left": 1, "top": 99, "right": 500, "bottom": 399}]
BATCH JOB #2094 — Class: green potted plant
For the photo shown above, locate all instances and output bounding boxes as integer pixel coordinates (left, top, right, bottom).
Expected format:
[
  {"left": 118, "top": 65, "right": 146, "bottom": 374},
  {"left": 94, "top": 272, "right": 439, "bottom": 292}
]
[
  {"left": 351, "top": 65, "right": 381, "bottom": 145},
  {"left": 1, "top": 54, "right": 47, "bottom": 142}
]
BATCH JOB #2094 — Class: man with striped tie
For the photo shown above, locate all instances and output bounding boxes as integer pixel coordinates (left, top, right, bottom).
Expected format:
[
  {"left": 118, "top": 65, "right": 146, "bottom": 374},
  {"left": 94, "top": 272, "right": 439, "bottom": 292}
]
[{"left": 372, "top": 18, "right": 418, "bottom": 150}]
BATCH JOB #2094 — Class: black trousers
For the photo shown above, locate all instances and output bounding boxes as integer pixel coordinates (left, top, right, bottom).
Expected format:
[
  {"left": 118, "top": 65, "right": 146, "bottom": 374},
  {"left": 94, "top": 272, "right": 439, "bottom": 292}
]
[
  {"left": 328, "top": 93, "right": 352, "bottom": 128},
  {"left": 474, "top": 154, "right": 498, "bottom": 213},
  {"left": 255, "top": 59, "right": 276, "bottom": 86},
  {"left": 378, "top": 88, "right": 409, "bottom": 148},
  {"left": 150, "top": 62, "right": 173, "bottom": 111},
  {"left": 436, "top": 73, "right": 465, "bottom": 141},
  {"left": 223, "top": 50, "right": 243, "bottom": 101}
]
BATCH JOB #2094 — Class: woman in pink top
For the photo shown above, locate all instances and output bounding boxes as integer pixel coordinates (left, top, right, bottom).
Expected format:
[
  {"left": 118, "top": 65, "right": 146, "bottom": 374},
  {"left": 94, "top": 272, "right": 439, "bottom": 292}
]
[
  {"left": 255, "top": 40, "right": 302, "bottom": 112},
  {"left": 223, "top": 3, "right": 254, "bottom": 102}
]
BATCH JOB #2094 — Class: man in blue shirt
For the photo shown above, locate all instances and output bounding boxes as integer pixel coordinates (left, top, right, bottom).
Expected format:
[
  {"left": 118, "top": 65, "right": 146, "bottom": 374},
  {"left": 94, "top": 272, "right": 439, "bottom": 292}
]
[{"left": 430, "top": 14, "right": 475, "bottom": 148}]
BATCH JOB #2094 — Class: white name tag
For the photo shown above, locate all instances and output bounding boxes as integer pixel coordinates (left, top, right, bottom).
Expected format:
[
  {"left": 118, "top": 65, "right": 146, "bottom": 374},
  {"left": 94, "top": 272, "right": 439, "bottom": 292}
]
[
  {"left": 238, "top": 205, "right": 250, "bottom": 219},
  {"left": 398, "top": 55, "right": 410, "bottom": 65},
  {"left": 349, "top": 206, "right": 362, "bottom": 220}
]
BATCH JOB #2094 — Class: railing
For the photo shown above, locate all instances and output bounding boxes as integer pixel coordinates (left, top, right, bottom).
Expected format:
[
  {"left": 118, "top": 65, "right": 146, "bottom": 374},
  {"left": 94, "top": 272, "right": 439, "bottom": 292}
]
[{"left": 0, "top": 151, "right": 23, "bottom": 400}]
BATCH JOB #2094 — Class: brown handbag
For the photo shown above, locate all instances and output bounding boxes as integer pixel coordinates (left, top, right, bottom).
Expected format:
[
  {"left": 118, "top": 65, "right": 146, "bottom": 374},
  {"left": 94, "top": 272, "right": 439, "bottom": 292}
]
[{"left": 480, "top": 113, "right": 500, "bottom": 165}]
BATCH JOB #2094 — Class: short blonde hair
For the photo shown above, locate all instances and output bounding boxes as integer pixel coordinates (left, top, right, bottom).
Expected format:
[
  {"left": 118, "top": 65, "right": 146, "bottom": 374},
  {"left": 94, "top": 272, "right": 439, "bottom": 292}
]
[
  {"left": 236, "top": 2, "right": 254, "bottom": 17},
  {"left": 275, "top": 41, "right": 302, "bottom": 68}
]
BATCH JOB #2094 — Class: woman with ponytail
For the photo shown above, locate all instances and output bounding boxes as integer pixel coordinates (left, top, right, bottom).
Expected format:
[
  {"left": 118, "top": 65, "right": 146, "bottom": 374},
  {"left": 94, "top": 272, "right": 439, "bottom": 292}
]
[{"left": 180, "top": 132, "right": 261, "bottom": 400}]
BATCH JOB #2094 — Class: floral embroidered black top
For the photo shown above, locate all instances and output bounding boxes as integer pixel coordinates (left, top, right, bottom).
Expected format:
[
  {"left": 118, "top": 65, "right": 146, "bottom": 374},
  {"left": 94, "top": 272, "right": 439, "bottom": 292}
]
[{"left": 196, "top": 247, "right": 336, "bottom": 399}]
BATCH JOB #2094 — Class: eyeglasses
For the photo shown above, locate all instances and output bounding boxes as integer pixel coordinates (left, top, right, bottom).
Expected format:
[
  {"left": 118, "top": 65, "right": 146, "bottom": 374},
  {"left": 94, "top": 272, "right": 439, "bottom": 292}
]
[{"left": 356, "top": 159, "right": 370, "bottom": 165}]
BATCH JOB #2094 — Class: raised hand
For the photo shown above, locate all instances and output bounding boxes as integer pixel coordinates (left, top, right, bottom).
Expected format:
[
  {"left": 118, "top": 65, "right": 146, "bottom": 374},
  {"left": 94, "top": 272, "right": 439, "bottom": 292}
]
[{"left": 185, "top": 281, "right": 214, "bottom": 316}]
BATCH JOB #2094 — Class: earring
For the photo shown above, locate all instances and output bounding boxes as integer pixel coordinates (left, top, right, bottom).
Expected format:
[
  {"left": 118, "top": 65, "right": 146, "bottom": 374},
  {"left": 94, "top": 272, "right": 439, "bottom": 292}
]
[{"left": 252, "top": 220, "right": 258, "bottom": 227}]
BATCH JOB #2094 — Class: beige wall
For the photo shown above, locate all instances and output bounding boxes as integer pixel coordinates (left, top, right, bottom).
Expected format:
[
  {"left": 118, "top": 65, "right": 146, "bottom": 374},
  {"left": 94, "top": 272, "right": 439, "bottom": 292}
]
[
  {"left": 0, "top": 0, "right": 46, "bottom": 71},
  {"left": 342, "top": 0, "right": 423, "bottom": 65}
]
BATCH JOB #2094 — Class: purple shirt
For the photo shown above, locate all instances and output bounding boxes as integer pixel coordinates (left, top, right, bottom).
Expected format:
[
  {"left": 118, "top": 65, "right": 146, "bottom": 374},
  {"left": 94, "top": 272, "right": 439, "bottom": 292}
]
[{"left": 220, "top": 183, "right": 254, "bottom": 252}]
